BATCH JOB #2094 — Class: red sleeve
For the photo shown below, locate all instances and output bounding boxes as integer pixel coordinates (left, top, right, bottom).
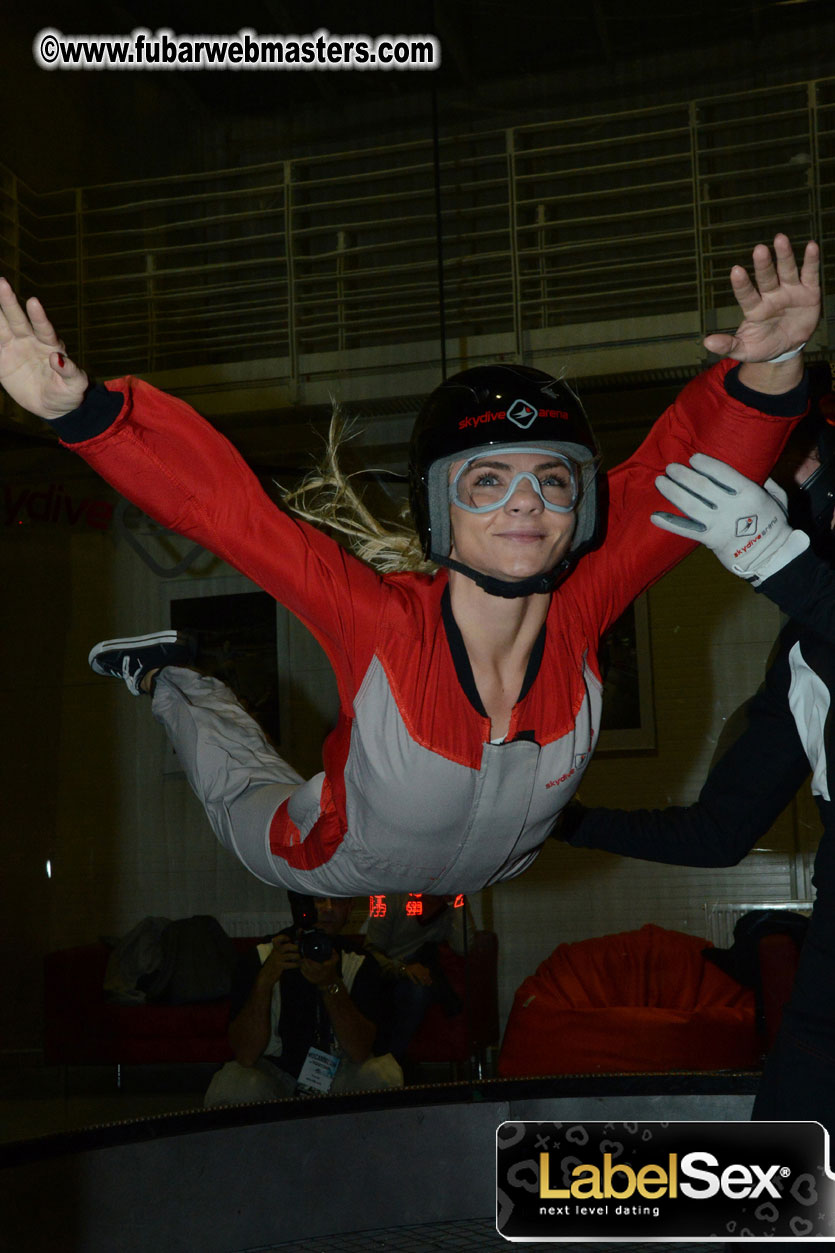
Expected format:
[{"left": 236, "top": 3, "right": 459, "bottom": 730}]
[
  {"left": 570, "top": 358, "right": 807, "bottom": 635},
  {"left": 63, "top": 377, "right": 383, "bottom": 709}
]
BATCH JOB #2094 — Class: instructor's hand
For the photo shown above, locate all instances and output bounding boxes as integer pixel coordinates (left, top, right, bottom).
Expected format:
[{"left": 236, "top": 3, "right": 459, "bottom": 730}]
[{"left": 651, "top": 453, "right": 809, "bottom": 585}]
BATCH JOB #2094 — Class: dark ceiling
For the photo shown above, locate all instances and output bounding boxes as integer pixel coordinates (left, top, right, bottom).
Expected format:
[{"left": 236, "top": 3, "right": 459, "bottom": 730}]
[
  {"left": 22, "top": 0, "right": 835, "bottom": 116},
  {"left": 2, "top": 0, "right": 833, "bottom": 459},
  {"left": 3, "top": 0, "right": 834, "bottom": 190}
]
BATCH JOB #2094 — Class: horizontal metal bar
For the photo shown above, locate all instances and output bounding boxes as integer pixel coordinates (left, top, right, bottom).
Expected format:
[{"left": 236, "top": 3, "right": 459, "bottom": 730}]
[
  {"left": 514, "top": 150, "right": 691, "bottom": 186},
  {"left": 4, "top": 74, "right": 832, "bottom": 390}
]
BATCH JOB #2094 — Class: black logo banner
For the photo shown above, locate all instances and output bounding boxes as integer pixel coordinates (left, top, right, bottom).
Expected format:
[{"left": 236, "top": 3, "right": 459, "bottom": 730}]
[{"left": 496, "top": 1120, "right": 834, "bottom": 1240}]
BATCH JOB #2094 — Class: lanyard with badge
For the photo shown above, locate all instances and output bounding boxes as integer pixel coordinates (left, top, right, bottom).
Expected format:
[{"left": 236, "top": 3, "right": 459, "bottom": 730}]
[{"left": 295, "top": 975, "right": 341, "bottom": 1095}]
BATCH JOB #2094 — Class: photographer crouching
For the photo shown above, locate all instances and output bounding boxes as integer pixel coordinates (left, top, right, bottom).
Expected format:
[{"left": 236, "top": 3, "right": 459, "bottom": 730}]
[{"left": 204, "top": 892, "right": 403, "bottom": 1106}]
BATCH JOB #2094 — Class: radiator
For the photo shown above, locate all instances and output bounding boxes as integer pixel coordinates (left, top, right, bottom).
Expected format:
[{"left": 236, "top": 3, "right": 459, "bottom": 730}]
[{"left": 704, "top": 900, "right": 815, "bottom": 949}]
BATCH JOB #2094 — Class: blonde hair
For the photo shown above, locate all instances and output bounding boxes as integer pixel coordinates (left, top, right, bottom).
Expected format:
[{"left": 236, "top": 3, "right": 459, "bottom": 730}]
[{"left": 279, "top": 406, "right": 437, "bottom": 575}]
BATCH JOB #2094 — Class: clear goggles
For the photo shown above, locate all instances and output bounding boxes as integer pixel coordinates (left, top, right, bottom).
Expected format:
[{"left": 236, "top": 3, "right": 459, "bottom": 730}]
[{"left": 450, "top": 446, "right": 579, "bottom": 515}]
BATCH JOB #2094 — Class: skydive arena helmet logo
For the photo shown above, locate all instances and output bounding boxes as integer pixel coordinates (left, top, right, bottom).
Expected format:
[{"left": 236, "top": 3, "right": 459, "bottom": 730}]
[
  {"left": 506, "top": 398, "right": 539, "bottom": 429},
  {"left": 456, "top": 401, "right": 574, "bottom": 432},
  {"left": 496, "top": 1120, "right": 835, "bottom": 1240}
]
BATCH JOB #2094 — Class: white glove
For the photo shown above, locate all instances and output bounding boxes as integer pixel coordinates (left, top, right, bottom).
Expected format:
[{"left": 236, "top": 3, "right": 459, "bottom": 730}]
[{"left": 651, "top": 452, "right": 809, "bottom": 585}]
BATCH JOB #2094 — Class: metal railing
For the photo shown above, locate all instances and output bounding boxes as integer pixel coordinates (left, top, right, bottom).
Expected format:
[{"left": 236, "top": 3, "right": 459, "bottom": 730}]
[{"left": 1, "top": 77, "right": 832, "bottom": 386}]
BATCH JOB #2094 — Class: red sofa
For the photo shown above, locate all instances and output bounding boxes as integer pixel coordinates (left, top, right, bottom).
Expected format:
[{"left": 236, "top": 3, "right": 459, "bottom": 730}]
[{"left": 43, "top": 931, "right": 499, "bottom": 1071}]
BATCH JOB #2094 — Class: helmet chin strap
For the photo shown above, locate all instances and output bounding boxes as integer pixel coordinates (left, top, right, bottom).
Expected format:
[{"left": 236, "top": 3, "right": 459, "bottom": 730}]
[{"left": 435, "top": 553, "right": 573, "bottom": 598}]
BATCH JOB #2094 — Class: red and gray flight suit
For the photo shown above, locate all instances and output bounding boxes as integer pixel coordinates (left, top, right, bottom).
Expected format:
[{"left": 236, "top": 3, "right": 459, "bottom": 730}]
[{"left": 52, "top": 362, "right": 807, "bottom": 895}]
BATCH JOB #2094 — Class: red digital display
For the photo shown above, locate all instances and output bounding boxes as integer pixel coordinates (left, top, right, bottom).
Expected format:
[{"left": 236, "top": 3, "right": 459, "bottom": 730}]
[{"left": 367, "top": 892, "right": 467, "bottom": 916}]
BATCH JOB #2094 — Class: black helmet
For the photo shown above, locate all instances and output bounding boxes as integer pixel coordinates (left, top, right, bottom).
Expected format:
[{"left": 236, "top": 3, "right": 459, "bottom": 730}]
[{"left": 409, "top": 363, "right": 599, "bottom": 594}]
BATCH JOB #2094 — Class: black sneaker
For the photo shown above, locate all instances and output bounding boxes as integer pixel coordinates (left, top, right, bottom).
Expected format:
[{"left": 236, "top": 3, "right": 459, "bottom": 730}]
[{"left": 88, "top": 631, "right": 195, "bottom": 696}]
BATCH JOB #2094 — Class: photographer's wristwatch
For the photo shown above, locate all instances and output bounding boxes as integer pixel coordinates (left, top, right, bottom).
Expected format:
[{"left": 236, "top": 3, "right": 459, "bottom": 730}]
[{"left": 322, "top": 979, "right": 343, "bottom": 996}]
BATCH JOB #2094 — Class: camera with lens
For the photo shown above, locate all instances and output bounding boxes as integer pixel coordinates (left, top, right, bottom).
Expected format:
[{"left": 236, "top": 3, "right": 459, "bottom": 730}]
[
  {"left": 288, "top": 891, "right": 334, "bottom": 963},
  {"left": 298, "top": 929, "right": 334, "bottom": 962}
]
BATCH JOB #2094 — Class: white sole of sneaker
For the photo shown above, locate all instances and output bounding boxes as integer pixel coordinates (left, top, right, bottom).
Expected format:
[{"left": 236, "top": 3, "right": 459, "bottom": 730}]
[{"left": 87, "top": 630, "right": 184, "bottom": 669}]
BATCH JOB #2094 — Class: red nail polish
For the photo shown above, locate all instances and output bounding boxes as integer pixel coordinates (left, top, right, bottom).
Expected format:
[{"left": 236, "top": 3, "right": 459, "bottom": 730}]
[{"left": 57, "top": 353, "right": 64, "bottom": 368}]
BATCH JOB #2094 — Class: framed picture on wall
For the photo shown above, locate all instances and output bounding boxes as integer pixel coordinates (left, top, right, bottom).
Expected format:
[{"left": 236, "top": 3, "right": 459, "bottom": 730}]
[
  {"left": 158, "top": 575, "right": 290, "bottom": 773},
  {"left": 168, "top": 588, "right": 281, "bottom": 744},
  {"left": 596, "top": 594, "right": 655, "bottom": 752}
]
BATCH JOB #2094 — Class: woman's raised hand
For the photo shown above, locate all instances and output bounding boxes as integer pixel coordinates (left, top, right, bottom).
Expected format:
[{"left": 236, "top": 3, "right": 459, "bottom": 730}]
[
  {"left": 0, "top": 279, "right": 88, "bottom": 420},
  {"left": 1, "top": 234, "right": 820, "bottom": 420},
  {"left": 706, "top": 233, "right": 820, "bottom": 363}
]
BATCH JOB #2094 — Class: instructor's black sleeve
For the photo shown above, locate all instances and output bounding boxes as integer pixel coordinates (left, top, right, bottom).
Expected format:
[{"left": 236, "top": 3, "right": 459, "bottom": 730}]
[
  {"left": 756, "top": 545, "right": 835, "bottom": 643},
  {"left": 561, "top": 627, "right": 811, "bottom": 867}
]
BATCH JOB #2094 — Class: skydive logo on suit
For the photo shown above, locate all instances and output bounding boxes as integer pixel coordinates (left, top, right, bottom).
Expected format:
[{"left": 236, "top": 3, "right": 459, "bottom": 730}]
[{"left": 735, "top": 514, "right": 758, "bottom": 537}]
